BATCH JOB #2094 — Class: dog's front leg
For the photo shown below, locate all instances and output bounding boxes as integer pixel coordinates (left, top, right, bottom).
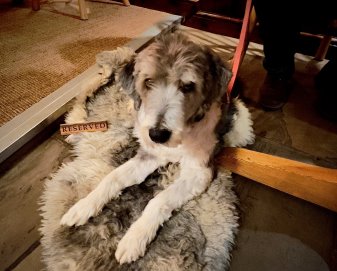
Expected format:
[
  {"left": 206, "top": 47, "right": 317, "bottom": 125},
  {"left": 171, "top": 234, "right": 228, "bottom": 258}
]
[
  {"left": 115, "top": 162, "right": 212, "bottom": 264},
  {"left": 60, "top": 151, "right": 163, "bottom": 227}
]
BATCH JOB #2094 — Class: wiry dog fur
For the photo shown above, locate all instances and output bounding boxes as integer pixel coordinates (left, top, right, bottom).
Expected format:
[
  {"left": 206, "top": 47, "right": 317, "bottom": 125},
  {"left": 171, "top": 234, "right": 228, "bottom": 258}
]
[{"left": 60, "top": 30, "right": 254, "bottom": 264}]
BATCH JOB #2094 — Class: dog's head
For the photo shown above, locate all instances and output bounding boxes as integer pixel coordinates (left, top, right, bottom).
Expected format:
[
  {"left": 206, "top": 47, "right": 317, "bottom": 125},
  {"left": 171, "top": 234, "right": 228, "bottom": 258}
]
[{"left": 120, "top": 31, "right": 232, "bottom": 147}]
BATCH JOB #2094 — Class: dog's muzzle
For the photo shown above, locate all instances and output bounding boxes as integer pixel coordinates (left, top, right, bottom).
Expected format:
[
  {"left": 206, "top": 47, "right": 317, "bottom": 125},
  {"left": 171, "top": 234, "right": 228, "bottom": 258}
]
[{"left": 149, "top": 127, "right": 172, "bottom": 144}]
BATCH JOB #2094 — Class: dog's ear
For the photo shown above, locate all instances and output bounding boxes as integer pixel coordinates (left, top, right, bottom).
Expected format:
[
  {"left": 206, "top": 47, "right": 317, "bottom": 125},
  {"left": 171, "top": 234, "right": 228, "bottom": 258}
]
[
  {"left": 156, "top": 24, "right": 179, "bottom": 41},
  {"left": 188, "top": 49, "right": 232, "bottom": 123},
  {"left": 204, "top": 49, "right": 232, "bottom": 105},
  {"left": 119, "top": 56, "right": 142, "bottom": 111}
]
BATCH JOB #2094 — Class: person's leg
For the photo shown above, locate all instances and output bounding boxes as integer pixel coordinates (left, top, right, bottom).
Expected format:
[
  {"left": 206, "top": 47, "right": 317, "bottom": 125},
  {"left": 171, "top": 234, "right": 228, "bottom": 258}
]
[
  {"left": 253, "top": 0, "right": 300, "bottom": 110},
  {"left": 316, "top": 57, "right": 337, "bottom": 121},
  {"left": 254, "top": 0, "right": 299, "bottom": 78}
]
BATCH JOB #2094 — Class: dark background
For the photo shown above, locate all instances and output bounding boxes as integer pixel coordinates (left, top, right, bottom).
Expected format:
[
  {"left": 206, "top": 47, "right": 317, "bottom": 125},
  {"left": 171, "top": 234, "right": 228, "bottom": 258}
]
[{"left": 131, "top": 0, "right": 337, "bottom": 59}]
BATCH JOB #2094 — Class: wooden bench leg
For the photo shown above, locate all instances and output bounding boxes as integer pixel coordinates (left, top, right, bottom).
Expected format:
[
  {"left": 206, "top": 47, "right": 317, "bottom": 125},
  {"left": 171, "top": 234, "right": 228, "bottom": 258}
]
[{"left": 315, "top": 35, "right": 332, "bottom": 61}]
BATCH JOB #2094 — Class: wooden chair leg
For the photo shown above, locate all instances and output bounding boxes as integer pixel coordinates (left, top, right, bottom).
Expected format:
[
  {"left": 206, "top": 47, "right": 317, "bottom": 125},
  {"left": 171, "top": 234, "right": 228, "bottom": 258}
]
[
  {"left": 315, "top": 35, "right": 332, "bottom": 61},
  {"left": 122, "top": 0, "right": 130, "bottom": 6},
  {"left": 32, "top": 0, "right": 40, "bottom": 11},
  {"left": 78, "top": 0, "right": 88, "bottom": 20},
  {"left": 248, "top": 7, "right": 256, "bottom": 40}
]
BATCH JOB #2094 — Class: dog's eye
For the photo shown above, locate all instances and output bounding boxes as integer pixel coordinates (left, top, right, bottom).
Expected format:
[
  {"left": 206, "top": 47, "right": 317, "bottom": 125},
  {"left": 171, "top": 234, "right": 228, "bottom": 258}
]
[
  {"left": 144, "top": 78, "right": 154, "bottom": 90},
  {"left": 180, "top": 82, "right": 195, "bottom": 94}
]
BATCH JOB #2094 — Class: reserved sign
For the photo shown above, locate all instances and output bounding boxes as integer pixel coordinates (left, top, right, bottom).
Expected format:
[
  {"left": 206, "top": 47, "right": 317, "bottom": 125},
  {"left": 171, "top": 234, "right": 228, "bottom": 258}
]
[{"left": 60, "top": 121, "right": 108, "bottom": 135}]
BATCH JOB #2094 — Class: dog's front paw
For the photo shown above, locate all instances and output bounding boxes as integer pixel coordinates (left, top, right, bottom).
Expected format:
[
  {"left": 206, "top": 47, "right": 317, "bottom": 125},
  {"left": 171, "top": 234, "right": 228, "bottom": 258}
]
[
  {"left": 60, "top": 197, "right": 98, "bottom": 227},
  {"left": 115, "top": 227, "right": 149, "bottom": 264},
  {"left": 65, "top": 134, "right": 81, "bottom": 145}
]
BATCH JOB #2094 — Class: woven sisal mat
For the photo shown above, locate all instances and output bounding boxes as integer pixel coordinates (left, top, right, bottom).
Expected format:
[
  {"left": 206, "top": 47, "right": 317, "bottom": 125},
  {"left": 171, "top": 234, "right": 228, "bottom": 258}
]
[{"left": 0, "top": 2, "right": 168, "bottom": 126}]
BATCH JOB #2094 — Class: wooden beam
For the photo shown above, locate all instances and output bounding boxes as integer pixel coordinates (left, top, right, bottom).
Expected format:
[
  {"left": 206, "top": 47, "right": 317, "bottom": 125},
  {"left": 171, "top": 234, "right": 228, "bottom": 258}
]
[{"left": 217, "top": 147, "right": 337, "bottom": 213}]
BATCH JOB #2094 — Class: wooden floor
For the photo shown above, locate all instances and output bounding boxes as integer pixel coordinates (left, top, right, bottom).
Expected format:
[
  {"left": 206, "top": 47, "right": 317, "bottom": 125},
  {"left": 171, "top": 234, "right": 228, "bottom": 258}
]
[{"left": 0, "top": 27, "right": 336, "bottom": 271}]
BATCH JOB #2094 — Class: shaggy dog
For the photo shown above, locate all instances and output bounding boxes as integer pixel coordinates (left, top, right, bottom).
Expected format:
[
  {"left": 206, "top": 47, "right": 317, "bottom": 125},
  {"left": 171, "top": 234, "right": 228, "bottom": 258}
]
[{"left": 60, "top": 30, "right": 250, "bottom": 264}]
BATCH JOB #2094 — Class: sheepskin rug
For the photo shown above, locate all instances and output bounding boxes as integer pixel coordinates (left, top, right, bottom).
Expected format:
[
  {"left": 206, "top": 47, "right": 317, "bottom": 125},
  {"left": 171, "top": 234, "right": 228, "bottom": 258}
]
[{"left": 39, "top": 47, "right": 254, "bottom": 271}]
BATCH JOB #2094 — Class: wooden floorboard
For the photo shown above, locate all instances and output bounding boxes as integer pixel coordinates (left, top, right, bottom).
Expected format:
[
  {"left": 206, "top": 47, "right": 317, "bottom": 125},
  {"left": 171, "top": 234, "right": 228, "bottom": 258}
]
[
  {"left": 12, "top": 245, "right": 44, "bottom": 271},
  {"left": 0, "top": 130, "right": 71, "bottom": 271}
]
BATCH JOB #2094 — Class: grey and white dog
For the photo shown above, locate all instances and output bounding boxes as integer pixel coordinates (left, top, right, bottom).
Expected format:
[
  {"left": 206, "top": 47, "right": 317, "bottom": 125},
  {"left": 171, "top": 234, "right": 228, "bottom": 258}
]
[{"left": 61, "top": 30, "right": 253, "bottom": 264}]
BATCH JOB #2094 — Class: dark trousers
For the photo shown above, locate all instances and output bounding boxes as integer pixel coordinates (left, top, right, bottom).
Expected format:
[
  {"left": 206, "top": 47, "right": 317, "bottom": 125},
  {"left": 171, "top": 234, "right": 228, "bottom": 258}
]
[{"left": 253, "top": 0, "right": 336, "bottom": 79}]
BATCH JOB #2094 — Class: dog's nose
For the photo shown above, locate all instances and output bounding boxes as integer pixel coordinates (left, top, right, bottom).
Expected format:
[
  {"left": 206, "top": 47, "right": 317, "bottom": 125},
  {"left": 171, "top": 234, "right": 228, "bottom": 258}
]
[{"left": 149, "top": 128, "right": 172, "bottom": 143}]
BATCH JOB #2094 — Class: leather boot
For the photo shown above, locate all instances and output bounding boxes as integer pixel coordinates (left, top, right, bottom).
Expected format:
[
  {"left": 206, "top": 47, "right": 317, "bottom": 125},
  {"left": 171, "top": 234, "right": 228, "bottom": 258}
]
[{"left": 259, "top": 74, "right": 293, "bottom": 110}]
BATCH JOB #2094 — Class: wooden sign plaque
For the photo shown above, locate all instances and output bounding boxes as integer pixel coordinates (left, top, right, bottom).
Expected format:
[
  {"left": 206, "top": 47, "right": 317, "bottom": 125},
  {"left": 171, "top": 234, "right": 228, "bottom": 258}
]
[{"left": 60, "top": 121, "right": 108, "bottom": 135}]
